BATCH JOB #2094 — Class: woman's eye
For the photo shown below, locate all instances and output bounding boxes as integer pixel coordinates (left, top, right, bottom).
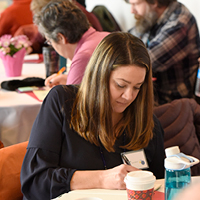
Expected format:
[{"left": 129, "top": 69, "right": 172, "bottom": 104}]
[
  {"left": 134, "top": 86, "right": 141, "bottom": 90},
  {"left": 116, "top": 83, "right": 125, "bottom": 88}
]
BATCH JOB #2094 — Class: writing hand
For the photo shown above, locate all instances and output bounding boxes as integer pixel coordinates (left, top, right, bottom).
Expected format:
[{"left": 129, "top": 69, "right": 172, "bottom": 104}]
[{"left": 45, "top": 74, "right": 68, "bottom": 88}]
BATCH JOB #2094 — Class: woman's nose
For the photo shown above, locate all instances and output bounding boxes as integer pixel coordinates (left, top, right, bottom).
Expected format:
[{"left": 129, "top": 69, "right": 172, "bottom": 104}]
[{"left": 122, "top": 89, "right": 133, "bottom": 101}]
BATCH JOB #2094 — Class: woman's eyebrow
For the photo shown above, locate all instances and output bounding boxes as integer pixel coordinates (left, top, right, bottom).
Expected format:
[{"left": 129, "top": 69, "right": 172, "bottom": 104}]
[
  {"left": 116, "top": 78, "right": 131, "bottom": 84},
  {"left": 117, "top": 78, "right": 144, "bottom": 85}
]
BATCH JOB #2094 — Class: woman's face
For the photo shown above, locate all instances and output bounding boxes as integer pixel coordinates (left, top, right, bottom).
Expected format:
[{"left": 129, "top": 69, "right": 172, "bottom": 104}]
[
  {"left": 45, "top": 34, "right": 69, "bottom": 59},
  {"left": 109, "top": 65, "right": 146, "bottom": 115}
]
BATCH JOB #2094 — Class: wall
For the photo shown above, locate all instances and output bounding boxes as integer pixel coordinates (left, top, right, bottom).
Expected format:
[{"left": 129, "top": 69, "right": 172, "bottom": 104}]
[{"left": 86, "top": 0, "right": 200, "bottom": 31}]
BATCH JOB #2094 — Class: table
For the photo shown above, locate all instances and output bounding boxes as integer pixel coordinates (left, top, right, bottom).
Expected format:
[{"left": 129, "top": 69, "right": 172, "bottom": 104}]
[
  {"left": 0, "top": 56, "right": 45, "bottom": 147},
  {"left": 53, "top": 176, "right": 200, "bottom": 200}
]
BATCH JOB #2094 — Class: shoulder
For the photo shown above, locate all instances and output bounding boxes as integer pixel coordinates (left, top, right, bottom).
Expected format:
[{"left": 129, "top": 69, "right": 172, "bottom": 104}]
[
  {"left": 44, "top": 85, "right": 79, "bottom": 105},
  {"left": 75, "top": 30, "right": 109, "bottom": 58},
  {"left": 165, "top": 2, "right": 197, "bottom": 30},
  {"left": 81, "top": 27, "right": 109, "bottom": 45}
]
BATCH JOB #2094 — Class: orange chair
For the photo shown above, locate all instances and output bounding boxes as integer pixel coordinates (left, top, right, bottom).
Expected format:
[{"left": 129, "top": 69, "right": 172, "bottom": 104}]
[{"left": 0, "top": 141, "right": 28, "bottom": 200}]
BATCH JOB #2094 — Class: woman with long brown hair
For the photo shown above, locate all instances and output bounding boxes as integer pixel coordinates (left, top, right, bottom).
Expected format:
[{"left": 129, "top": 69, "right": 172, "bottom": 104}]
[{"left": 21, "top": 32, "right": 164, "bottom": 200}]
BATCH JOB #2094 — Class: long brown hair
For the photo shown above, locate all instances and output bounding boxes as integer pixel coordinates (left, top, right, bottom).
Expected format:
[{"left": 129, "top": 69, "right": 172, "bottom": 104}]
[{"left": 70, "top": 32, "right": 154, "bottom": 152}]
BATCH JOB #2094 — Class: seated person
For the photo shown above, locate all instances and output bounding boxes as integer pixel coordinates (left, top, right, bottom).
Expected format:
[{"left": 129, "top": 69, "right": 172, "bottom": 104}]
[
  {"left": 14, "top": 0, "right": 103, "bottom": 54},
  {"left": 0, "top": 0, "right": 33, "bottom": 37},
  {"left": 126, "top": 0, "right": 200, "bottom": 105},
  {"left": 33, "top": 0, "right": 109, "bottom": 86},
  {"left": 31, "top": 0, "right": 102, "bottom": 31},
  {"left": 21, "top": 32, "right": 165, "bottom": 200}
]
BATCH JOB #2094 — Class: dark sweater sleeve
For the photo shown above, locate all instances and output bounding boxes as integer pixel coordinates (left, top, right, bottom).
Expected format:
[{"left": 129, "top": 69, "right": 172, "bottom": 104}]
[{"left": 21, "top": 86, "right": 76, "bottom": 200}]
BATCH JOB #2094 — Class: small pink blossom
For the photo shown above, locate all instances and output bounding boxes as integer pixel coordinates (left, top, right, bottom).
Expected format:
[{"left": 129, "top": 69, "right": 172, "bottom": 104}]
[{"left": 0, "top": 34, "right": 32, "bottom": 56}]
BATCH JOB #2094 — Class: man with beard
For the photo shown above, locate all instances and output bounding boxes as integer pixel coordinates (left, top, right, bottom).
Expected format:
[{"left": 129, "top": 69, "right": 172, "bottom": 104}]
[{"left": 125, "top": 0, "right": 200, "bottom": 105}]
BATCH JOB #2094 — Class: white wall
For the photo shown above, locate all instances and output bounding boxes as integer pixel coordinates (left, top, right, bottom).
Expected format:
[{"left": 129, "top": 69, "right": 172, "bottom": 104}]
[{"left": 86, "top": 0, "right": 200, "bottom": 31}]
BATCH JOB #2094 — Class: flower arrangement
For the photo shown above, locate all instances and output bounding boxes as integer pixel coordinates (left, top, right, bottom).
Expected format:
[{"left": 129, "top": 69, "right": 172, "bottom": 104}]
[{"left": 0, "top": 34, "right": 32, "bottom": 57}]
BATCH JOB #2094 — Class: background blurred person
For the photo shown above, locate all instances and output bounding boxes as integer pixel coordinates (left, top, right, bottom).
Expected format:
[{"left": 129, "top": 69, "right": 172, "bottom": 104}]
[
  {"left": 21, "top": 32, "right": 165, "bottom": 200},
  {"left": 126, "top": 0, "right": 200, "bottom": 105},
  {"left": 0, "top": 0, "right": 33, "bottom": 37}
]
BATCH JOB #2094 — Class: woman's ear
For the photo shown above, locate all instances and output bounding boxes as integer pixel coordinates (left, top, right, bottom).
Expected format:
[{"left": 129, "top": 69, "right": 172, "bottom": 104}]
[{"left": 57, "top": 33, "right": 68, "bottom": 44}]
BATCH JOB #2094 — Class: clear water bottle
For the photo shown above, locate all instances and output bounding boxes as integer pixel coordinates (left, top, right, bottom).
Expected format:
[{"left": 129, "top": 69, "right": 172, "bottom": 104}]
[{"left": 164, "top": 146, "right": 199, "bottom": 200}]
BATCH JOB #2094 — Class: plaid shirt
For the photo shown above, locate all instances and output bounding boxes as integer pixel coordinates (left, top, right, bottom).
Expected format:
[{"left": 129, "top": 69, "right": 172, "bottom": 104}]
[{"left": 129, "top": 1, "right": 200, "bottom": 105}]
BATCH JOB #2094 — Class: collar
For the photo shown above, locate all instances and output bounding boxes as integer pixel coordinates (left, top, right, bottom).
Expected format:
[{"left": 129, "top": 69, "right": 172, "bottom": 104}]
[{"left": 157, "top": 1, "right": 180, "bottom": 25}]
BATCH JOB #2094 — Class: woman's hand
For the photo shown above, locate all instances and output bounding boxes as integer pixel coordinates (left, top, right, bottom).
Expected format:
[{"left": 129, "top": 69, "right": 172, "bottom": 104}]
[
  {"left": 45, "top": 74, "right": 68, "bottom": 87},
  {"left": 70, "top": 164, "right": 139, "bottom": 191},
  {"left": 100, "top": 164, "right": 139, "bottom": 190}
]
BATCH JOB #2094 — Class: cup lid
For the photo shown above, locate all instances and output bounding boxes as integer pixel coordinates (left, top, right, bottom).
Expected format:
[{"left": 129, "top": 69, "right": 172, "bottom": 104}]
[
  {"left": 125, "top": 171, "right": 155, "bottom": 183},
  {"left": 124, "top": 171, "right": 155, "bottom": 191}
]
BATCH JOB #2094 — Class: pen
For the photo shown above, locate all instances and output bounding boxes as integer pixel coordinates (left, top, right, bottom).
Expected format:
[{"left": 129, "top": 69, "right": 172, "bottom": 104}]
[
  {"left": 49, "top": 67, "right": 66, "bottom": 84},
  {"left": 57, "top": 66, "right": 66, "bottom": 75},
  {"left": 121, "top": 154, "right": 131, "bottom": 165}
]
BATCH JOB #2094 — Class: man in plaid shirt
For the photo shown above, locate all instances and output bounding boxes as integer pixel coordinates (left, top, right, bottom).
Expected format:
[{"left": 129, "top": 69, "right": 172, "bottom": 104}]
[{"left": 126, "top": 0, "right": 200, "bottom": 105}]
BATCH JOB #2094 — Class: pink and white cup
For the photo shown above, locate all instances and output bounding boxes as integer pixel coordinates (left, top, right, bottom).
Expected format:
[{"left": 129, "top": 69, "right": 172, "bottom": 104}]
[{"left": 124, "top": 171, "right": 156, "bottom": 200}]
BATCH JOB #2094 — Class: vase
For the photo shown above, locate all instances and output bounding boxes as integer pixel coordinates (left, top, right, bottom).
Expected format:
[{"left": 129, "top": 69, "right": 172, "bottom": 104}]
[{"left": 0, "top": 48, "right": 26, "bottom": 77}]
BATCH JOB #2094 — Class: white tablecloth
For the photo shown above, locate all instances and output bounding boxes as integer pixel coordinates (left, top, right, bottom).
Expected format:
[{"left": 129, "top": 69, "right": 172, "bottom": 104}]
[
  {"left": 53, "top": 176, "right": 200, "bottom": 200},
  {"left": 0, "top": 57, "right": 45, "bottom": 146}
]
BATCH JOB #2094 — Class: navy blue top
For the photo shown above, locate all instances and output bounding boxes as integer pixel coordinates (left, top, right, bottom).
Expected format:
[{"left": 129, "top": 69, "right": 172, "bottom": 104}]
[{"left": 21, "top": 85, "right": 165, "bottom": 200}]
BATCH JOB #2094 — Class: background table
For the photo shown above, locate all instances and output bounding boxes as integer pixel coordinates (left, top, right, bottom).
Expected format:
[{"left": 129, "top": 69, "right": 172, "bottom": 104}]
[{"left": 0, "top": 56, "right": 45, "bottom": 147}]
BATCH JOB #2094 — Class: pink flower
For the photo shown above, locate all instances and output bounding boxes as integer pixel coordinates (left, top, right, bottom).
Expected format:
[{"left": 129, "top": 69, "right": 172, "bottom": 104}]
[
  {"left": 0, "top": 34, "right": 12, "bottom": 48},
  {"left": 0, "top": 34, "right": 32, "bottom": 56},
  {"left": 0, "top": 47, "right": 11, "bottom": 54}
]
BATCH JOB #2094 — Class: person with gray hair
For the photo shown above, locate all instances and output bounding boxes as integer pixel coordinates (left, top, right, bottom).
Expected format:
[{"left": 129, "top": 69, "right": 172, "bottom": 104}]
[
  {"left": 125, "top": 0, "right": 200, "bottom": 105},
  {"left": 34, "top": 0, "right": 108, "bottom": 86}
]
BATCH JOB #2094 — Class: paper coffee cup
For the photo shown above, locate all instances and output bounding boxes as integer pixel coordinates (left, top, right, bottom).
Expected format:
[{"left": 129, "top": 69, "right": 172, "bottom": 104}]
[{"left": 124, "top": 171, "right": 156, "bottom": 200}]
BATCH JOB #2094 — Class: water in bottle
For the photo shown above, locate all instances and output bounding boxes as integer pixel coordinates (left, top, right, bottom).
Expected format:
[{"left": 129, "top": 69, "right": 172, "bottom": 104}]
[{"left": 165, "top": 167, "right": 191, "bottom": 200}]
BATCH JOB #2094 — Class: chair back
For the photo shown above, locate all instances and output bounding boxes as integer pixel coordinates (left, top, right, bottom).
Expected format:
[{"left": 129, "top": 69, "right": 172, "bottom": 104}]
[{"left": 0, "top": 141, "right": 28, "bottom": 200}]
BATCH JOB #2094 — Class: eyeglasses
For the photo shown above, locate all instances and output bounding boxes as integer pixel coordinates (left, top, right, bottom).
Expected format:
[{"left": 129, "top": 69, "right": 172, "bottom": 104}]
[{"left": 44, "top": 39, "right": 52, "bottom": 46}]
